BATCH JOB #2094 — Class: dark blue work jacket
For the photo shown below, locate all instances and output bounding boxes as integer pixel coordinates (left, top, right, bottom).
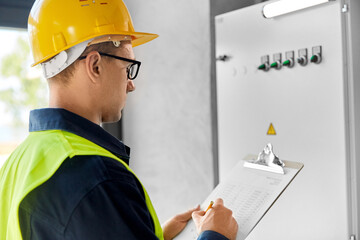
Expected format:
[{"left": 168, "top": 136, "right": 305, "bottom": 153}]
[{"left": 18, "top": 108, "right": 228, "bottom": 240}]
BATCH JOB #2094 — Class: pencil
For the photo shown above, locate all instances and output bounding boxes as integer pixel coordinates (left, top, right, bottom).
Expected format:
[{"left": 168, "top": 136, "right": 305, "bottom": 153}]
[{"left": 205, "top": 201, "right": 214, "bottom": 213}]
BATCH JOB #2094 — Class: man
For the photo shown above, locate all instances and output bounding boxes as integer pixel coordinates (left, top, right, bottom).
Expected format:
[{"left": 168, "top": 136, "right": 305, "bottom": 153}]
[{"left": 0, "top": 0, "right": 238, "bottom": 239}]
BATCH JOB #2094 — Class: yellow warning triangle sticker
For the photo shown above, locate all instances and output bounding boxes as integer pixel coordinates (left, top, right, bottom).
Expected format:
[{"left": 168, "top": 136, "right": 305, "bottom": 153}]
[{"left": 267, "top": 123, "right": 276, "bottom": 135}]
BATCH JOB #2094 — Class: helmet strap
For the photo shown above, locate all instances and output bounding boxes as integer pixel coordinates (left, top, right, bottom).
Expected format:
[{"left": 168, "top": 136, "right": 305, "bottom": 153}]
[{"left": 41, "top": 39, "right": 93, "bottom": 79}]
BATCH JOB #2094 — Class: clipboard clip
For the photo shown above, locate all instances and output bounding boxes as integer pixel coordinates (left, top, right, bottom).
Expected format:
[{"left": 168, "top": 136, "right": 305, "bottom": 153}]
[{"left": 244, "top": 143, "right": 285, "bottom": 174}]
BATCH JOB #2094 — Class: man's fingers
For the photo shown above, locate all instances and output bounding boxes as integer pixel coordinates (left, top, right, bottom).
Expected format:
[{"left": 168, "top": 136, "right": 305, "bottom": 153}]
[
  {"left": 192, "top": 210, "right": 205, "bottom": 222},
  {"left": 193, "top": 205, "right": 201, "bottom": 211},
  {"left": 192, "top": 210, "right": 205, "bottom": 218},
  {"left": 176, "top": 205, "right": 201, "bottom": 222},
  {"left": 213, "top": 198, "right": 224, "bottom": 206}
]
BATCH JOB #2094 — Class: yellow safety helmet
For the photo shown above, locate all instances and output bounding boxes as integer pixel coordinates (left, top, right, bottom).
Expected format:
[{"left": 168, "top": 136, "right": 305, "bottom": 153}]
[{"left": 28, "top": 0, "right": 158, "bottom": 67}]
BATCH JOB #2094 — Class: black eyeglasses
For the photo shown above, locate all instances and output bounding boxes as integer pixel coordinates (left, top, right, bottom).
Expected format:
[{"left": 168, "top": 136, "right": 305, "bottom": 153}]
[{"left": 78, "top": 52, "right": 141, "bottom": 80}]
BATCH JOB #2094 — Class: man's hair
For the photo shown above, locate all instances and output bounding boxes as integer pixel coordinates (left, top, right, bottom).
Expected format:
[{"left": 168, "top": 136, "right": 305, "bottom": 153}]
[{"left": 48, "top": 41, "right": 127, "bottom": 84}]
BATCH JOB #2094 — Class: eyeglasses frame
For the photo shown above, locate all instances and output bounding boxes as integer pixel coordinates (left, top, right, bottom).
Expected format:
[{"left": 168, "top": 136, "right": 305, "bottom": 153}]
[{"left": 78, "top": 52, "right": 141, "bottom": 80}]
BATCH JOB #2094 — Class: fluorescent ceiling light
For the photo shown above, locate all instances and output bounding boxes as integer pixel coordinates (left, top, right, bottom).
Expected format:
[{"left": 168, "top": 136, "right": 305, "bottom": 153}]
[{"left": 263, "top": 0, "right": 334, "bottom": 18}]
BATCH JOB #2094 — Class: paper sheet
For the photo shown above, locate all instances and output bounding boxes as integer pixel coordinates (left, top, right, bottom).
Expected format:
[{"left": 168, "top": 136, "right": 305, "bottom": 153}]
[{"left": 175, "top": 160, "right": 301, "bottom": 240}]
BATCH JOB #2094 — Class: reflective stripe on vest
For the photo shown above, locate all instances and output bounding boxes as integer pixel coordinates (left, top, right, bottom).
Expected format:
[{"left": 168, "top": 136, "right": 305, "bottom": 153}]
[{"left": 0, "top": 130, "right": 164, "bottom": 240}]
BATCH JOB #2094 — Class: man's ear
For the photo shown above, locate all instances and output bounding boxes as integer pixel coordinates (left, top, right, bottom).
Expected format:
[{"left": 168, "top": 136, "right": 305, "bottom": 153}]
[{"left": 84, "top": 51, "right": 103, "bottom": 83}]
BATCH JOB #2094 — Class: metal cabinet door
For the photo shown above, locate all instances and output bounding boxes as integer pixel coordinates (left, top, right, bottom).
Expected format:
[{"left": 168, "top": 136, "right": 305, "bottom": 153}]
[{"left": 215, "top": 1, "right": 350, "bottom": 239}]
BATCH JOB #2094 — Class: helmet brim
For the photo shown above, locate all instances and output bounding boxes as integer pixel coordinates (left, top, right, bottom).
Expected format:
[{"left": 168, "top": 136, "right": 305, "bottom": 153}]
[{"left": 31, "top": 31, "right": 158, "bottom": 67}]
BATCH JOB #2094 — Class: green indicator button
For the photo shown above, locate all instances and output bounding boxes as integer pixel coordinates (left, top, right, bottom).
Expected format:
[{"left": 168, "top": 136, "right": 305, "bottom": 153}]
[
  {"left": 270, "top": 62, "right": 278, "bottom": 68},
  {"left": 311, "top": 55, "right": 318, "bottom": 62},
  {"left": 258, "top": 64, "right": 266, "bottom": 70},
  {"left": 283, "top": 60, "right": 290, "bottom": 65}
]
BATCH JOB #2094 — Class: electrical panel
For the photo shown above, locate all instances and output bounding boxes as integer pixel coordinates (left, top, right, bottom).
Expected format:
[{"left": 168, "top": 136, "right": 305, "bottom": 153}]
[{"left": 215, "top": 0, "right": 355, "bottom": 239}]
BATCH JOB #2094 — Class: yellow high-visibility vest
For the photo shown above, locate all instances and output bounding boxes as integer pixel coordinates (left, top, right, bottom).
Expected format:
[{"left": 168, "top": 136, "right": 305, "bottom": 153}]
[{"left": 0, "top": 130, "right": 164, "bottom": 240}]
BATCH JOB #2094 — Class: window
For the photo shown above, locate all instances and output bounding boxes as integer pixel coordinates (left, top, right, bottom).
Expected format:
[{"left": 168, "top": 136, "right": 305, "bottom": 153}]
[{"left": 0, "top": 29, "right": 48, "bottom": 168}]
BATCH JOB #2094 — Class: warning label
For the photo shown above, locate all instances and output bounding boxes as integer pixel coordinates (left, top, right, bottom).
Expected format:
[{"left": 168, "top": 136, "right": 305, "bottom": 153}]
[{"left": 267, "top": 123, "right": 276, "bottom": 135}]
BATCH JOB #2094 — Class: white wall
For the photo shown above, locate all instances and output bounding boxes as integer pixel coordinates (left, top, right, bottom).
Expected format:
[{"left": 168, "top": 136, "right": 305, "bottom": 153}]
[{"left": 122, "top": 0, "right": 212, "bottom": 223}]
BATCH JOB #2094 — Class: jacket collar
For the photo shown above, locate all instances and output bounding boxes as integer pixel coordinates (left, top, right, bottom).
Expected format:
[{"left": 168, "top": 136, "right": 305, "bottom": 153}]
[{"left": 29, "top": 108, "right": 130, "bottom": 164}]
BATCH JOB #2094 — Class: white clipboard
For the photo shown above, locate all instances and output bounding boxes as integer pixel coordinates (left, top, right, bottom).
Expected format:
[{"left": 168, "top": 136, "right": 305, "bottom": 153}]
[{"left": 175, "top": 144, "right": 304, "bottom": 240}]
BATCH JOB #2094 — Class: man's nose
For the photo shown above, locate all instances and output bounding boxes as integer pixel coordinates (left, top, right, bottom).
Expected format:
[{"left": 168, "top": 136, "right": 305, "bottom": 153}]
[{"left": 126, "top": 80, "right": 136, "bottom": 93}]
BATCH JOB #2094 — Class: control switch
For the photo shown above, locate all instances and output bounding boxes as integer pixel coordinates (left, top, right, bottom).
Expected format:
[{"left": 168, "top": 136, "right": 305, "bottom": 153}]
[
  {"left": 297, "top": 48, "right": 308, "bottom": 66},
  {"left": 283, "top": 51, "right": 295, "bottom": 68},
  {"left": 271, "top": 53, "right": 282, "bottom": 70},
  {"left": 258, "top": 55, "right": 270, "bottom": 71},
  {"left": 311, "top": 46, "right": 322, "bottom": 64}
]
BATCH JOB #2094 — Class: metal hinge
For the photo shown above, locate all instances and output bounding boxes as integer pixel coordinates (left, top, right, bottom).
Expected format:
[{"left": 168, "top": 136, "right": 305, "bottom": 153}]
[
  {"left": 216, "top": 55, "right": 231, "bottom": 62},
  {"left": 342, "top": 4, "right": 349, "bottom": 13},
  {"left": 350, "top": 235, "right": 356, "bottom": 240}
]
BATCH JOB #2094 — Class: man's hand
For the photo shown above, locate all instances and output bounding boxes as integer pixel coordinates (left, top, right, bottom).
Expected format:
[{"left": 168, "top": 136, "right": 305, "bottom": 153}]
[
  {"left": 192, "top": 198, "right": 238, "bottom": 240},
  {"left": 162, "top": 205, "right": 200, "bottom": 240}
]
